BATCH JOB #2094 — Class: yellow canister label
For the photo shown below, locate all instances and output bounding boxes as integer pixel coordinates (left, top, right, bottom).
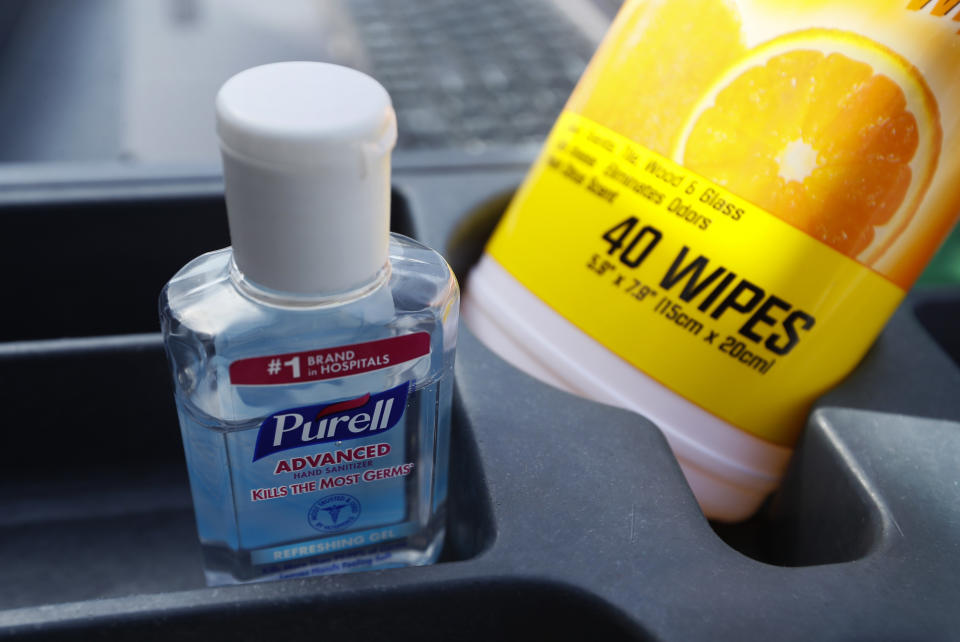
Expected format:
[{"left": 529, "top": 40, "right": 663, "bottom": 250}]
[
  {"left": 488, "top": 112, "right": 904, "bottom": 446},
  {"left": 484, "top": 0, "right": 960, "bottom": 447}
]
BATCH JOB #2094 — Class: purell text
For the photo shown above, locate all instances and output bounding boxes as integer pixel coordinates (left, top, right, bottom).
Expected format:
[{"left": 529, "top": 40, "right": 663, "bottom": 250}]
[{"left": 252, "top": 382, "right": 409, "bottom": 461}]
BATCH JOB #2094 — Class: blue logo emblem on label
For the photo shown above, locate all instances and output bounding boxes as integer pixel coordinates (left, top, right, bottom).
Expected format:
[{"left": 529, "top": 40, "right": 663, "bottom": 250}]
[
  {"left": 252, "top": 382, "right": 409, "bottom": 461},
  {"left": 308, "top": 494, "right": 361, "bottom": 532}
]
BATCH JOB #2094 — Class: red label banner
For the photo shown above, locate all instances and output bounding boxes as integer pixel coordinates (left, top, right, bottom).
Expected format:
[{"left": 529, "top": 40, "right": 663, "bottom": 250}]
[{"left": 229, "top": 333, "right": 430, "bottom": 386}]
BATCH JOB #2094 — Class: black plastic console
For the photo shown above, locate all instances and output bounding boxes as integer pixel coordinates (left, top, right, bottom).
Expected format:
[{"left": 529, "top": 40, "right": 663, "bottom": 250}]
[{"left": 0, "top": 166, "right": 957, "bottom": 641}]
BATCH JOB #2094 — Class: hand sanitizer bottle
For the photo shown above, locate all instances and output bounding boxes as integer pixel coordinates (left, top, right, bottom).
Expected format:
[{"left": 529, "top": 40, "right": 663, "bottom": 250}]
[{"left": 160, "top": 62, "right": 459, "bottom": 585}]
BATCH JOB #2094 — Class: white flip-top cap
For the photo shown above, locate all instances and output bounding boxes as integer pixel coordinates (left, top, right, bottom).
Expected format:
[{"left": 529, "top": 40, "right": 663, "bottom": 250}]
[{"left": 216, "top": 62, "right": 397, "bottom": 295}]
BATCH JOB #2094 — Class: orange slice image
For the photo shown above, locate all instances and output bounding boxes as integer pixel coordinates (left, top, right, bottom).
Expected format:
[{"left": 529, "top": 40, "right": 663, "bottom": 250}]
[{"left": 674, "top": 29, "right": 942, "bottom": 286}]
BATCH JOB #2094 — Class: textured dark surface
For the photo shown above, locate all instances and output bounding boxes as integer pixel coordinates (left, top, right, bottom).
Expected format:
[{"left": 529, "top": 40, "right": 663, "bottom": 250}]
[
  {"left": 333, "top": 0, "right": 596, "bottom": 150},
  {"left": 0, "top": 170, "right": 957, "bottom": 640}
]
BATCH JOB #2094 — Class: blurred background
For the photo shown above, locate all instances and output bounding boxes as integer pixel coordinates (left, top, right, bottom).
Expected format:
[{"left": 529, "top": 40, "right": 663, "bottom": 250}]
[
  {"left": 0, "top": 0, "right": 617, "bottom": 165},
  {"left": 0, "top": 0, "right": 956, "bottom": 282}
]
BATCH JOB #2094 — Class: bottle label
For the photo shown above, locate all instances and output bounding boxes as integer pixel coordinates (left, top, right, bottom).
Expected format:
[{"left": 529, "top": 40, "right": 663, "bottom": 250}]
[
  {"left": 252, "top": 383, "right": 409, "bottom": 461},
  {"left": 226, "top": 335, "right": 429, "bottom": 569},
  {"left": 485, "top": 0, "right": 960, "bottom": 447},
  {"left": 229, "top": 333, "right": 430, "bottom": 385}
]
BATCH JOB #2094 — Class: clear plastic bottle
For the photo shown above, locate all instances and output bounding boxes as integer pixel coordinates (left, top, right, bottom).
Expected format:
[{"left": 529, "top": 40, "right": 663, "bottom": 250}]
[{"left": 160, "top": 62, "right": 458, "bottom": 584}]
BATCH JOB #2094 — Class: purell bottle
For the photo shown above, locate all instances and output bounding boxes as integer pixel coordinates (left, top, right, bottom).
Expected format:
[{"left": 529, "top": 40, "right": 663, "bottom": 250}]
[{"left": 160, "top": 62, "right": 459, "bottom": 584}]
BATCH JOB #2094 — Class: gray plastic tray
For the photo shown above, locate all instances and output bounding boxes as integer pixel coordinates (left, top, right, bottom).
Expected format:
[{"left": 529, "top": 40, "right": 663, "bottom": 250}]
[{"left": 0, "top": 166, "right": 957, "bottom": 641}]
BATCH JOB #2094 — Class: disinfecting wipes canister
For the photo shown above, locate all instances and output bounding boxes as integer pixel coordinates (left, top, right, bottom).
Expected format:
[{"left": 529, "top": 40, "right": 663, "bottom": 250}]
[{"left": 464, "top": 0, "right": 960, "bottom": 521}]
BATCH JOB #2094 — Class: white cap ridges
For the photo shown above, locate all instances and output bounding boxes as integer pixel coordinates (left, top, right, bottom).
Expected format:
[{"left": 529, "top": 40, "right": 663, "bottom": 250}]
[{"left": 216, "top": 62, "right": 397, "bottom": 295}]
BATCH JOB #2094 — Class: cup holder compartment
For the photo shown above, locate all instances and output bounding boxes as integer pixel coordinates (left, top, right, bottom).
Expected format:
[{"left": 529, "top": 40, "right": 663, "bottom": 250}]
[
  {"left": 0, "top": 186, "right": 487, "bottom": 621},
  {"left": 427, "top": 175, "right": 960, "bottom": 573},
  {"left": 0, "top": 335, "right": 494, "bottom": 612}
]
